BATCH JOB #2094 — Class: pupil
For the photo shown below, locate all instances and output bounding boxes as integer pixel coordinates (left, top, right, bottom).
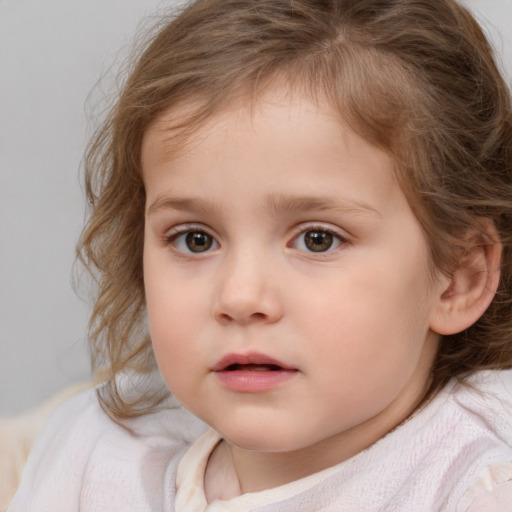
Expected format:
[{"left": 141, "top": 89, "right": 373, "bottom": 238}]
[
  {"left": 305, "top": 230, "right": 333, "bottom": 252},
  {"left": 186, "top": 231, "right": 212, "bottom": 252}
]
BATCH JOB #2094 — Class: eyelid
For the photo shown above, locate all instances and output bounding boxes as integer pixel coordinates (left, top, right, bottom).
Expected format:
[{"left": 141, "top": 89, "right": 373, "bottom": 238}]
[
  {"left": 291, "top": 222, "right": 348, "bottom": 240},
  {"left": 165, "top": 222, "right": 215, "bottom": 238}
]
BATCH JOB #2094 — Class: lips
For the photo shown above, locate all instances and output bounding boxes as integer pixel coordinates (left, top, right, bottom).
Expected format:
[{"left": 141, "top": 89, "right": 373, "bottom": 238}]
[
  {"left": 212, "top": 352, "right": 295, "bottom": 372},
  {"left": 212, "top": 352, "right": 298, "bottom": 393}
]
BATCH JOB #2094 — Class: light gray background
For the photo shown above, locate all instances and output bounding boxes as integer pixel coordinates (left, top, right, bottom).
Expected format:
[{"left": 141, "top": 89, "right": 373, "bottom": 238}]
[{"left": 1, "top": 0, "right": 511, "bottom": 416}]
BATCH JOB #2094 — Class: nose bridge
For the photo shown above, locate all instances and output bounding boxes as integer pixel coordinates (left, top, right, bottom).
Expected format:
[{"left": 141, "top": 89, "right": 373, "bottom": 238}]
[{"left": 213, "top": 242, "right": 281, "bottom": 324}]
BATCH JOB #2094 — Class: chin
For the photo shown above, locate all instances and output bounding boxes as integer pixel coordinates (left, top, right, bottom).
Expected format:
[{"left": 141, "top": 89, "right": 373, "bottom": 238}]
[{"left": 214, "top": 419, "right": 316, "bottom": 453}]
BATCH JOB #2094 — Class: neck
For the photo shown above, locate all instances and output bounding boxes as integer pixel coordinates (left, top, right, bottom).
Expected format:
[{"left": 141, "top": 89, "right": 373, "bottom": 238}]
[
  {"left": 204, "top": 375, "right": 432, "bottom": 501},
  {"left": 205, "top": 413, "right": 404, "bottom": 502},
  {"left": 228, "top": 410, "right": 398, "bottom": 494},
  {"left": 229, "top": 437, "right": 354, "bottom": 493}
]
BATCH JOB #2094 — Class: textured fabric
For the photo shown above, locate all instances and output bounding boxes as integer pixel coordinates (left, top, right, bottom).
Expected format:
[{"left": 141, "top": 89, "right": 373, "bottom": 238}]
[
  {"left": 6, "top": 387, "right": 207, "bottom": 512},
  {"left": 7, "top": 370, "right": 512, "bottom": 512},
  {"left": 0, "top": 382, "right": 92, "bottom": 512}
]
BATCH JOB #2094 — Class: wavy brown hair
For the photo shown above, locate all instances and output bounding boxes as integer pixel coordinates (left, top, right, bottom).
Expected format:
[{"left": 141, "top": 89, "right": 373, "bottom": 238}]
[{"left": 78, "top": 0, "right": 512, "bottom": 419}]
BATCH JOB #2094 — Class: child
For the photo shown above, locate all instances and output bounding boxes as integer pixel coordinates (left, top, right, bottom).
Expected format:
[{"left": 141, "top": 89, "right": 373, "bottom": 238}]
[{"left": 8, "top": 0, "right": 512, "bottom": 510}]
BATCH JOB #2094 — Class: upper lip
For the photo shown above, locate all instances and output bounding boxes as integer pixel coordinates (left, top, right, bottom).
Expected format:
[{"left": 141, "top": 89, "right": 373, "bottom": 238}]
[{"left": 212, "top": 352, "right": 296, "bottom": 371}]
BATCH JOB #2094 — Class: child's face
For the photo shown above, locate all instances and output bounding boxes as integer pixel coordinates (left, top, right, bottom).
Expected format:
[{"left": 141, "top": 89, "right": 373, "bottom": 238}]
[{"left": 142, "top": 88, "right": 447, "bottom": 459}]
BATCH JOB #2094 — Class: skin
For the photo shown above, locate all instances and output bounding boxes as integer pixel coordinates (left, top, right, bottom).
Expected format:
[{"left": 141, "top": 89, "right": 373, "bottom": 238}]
[{"left": 141, "top": 88, "right": 451, "bottom": 499}]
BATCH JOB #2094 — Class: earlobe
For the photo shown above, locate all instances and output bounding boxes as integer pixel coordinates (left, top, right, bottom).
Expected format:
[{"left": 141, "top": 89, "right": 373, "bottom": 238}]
[{"left": 430, "top": 220, "right": 502, "bottom": 336}]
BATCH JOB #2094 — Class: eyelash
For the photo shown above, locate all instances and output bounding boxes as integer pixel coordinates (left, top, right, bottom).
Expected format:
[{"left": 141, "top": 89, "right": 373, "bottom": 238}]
[{"left": 164, "top": 224, "right": 347, "bottom": 255}]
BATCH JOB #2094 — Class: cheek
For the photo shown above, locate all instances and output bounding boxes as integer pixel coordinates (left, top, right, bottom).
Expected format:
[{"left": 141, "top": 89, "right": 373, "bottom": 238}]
[
  {"left": 299, "top": 253, "right": 434, "bottom": 378},
  {"left": 146, "top": 288, "right": 197, "bottom": 358},
  {"left": 144, "top": 260, "right": 202, "bottom": 390},
  {"left": 145, "top": 247, "right": 197, "bottom": 336},
  {"left": 148, "top": 307, "right": 202, "bottom": 404}
]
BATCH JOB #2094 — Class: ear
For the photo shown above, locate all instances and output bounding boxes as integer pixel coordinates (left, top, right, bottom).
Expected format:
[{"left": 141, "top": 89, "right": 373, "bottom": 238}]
[{"left": 429, "top": 219, "right": 502, "bottom": 336}]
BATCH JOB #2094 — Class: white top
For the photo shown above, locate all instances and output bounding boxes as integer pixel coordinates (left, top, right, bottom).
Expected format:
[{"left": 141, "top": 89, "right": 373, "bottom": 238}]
[{"left": 7, "top": 370, "right": 512, "bottom": 512}]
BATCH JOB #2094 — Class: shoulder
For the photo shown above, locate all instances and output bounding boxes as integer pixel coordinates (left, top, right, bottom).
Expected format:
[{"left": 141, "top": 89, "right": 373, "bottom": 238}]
[
  {"left": 7, "top": 387, "right": 112, "bottom": 511},
  {"left": 0, "top": 382, "right": 91, "bottom": 509},
  {"left": 8, "top": 383, "right": 206, "bottom": 512},
  {"left": 450, "top": 369, "right": 512, "bottom": 447},
  {"left": 368, "top": 370, "right": 512, "bottom": 511},
  {"left": 450, "top": 370, "right": 512, "bottom": 511}
]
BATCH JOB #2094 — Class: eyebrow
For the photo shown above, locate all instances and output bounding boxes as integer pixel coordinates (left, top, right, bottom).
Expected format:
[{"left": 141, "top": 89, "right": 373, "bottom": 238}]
[
  {"left": 147, "top": 196, "right": 217, "bottom": 216},
  {"left": 146, "top": 193, "right": 382, "bottom": 218},
  {"left": 265, "top": 194, "right": 382, "bottom": 218}
]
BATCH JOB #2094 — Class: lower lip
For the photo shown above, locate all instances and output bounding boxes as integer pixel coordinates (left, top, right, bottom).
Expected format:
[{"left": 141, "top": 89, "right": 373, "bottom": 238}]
[{"left": 214, "top": 369, "right": 297, "bottom": 392}]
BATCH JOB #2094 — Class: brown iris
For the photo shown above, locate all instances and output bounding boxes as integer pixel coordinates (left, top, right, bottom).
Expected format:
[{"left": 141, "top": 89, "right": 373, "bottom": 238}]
[
  {"left": 304, "top": 230, "right": 334, "bottom": 252},
  {"left": 185, "top": 231, "right": 213, "bottom": 252}
]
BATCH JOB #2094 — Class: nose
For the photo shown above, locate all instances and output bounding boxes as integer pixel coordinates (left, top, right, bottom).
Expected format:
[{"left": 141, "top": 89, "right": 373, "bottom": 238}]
[{"left": 212, "top": 251, "right": 283, "bottom": 325}]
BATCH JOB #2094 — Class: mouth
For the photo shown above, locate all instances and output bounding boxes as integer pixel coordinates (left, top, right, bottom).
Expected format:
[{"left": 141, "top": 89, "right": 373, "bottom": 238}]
[
  {"left": 212, "top": 352, "right": 298, "bottom": 392},
  {"left": 212, "top": 352, "right": 296, "bottom": 372},
  {"left": 224, "top": 363, "right": 283, "bottom": 371}
]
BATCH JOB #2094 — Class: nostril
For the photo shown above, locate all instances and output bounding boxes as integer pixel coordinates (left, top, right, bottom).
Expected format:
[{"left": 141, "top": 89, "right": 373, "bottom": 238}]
[
  {"left": 213, "top": 310, "right": 268, "bottom": 324},
  {"left": 216, "top": 312, "right": 234, "bottom": 323}
]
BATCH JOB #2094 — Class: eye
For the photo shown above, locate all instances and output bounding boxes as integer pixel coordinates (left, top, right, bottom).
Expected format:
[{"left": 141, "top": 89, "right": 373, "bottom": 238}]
[
  {"left": 168, "top": 230, "right": 219, "bottom": 254},
  {"left": 292, "top": 228, "right": 343, "bottom": 253}
]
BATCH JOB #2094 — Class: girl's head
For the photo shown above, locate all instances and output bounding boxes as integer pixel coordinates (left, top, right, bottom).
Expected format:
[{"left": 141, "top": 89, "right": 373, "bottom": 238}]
[{"left": 80, "top": 0, "right": 512, "bottom": 421}]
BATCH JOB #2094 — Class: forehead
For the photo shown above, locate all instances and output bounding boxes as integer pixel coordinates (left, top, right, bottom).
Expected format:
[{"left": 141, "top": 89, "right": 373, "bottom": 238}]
[
  {"left": 142, "top": 86, "right": 393, "bottom": 176},
  {"left": 141, "top": 86, "right": 407, "bottom": 223}
]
